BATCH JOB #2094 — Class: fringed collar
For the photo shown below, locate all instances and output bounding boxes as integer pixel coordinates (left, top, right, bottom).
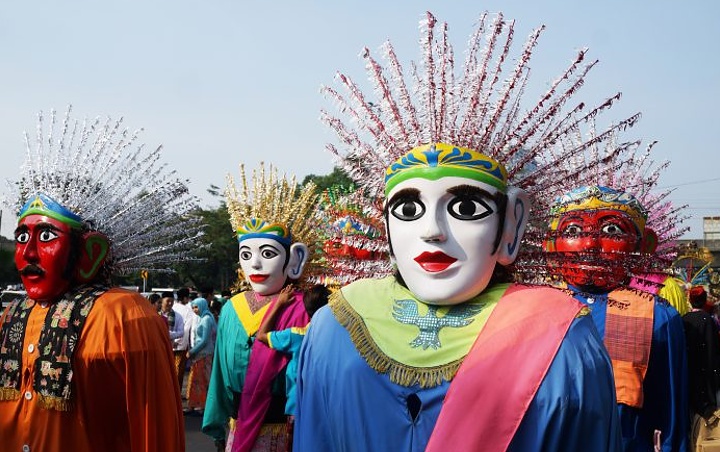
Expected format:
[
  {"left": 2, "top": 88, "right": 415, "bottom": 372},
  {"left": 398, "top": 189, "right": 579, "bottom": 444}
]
[{"left": 330, "top": 277, "right": 507, "bottom": 388}]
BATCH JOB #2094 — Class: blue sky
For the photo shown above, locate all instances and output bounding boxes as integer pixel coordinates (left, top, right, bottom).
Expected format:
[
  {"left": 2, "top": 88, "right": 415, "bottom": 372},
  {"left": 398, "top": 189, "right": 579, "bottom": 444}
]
[{"left": 0, "top": 0, "right": 718, "bottom": 240}]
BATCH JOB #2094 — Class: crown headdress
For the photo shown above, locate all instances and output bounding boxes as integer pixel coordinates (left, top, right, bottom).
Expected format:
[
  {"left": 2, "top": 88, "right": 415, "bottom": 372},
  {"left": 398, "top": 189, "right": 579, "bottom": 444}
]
[
  {"left": 3, "top": 106, "right": 205, "bottom": 274},
  {"left": 321, "top": 11, "right": 650, "bottom": 239},
  {"left": 225, "top": 163, "right": 323, "bottom": 284}
]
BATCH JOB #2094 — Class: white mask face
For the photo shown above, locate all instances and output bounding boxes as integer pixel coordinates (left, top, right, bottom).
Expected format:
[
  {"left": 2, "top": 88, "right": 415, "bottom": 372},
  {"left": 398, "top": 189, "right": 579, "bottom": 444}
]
[
  {"left": 386, "top": 176, "right": 503, "bottom": 305},
  {"left": 238, "top": 237, "right": 288, "bottom": 295}
]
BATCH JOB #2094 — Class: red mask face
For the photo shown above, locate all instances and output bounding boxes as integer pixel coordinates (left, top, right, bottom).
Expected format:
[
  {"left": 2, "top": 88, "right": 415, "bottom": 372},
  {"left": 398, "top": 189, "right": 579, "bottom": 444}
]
[
  {"left": 549, "top": 209, "right": 641, "bottom": 291},
  {"left": 15, "top": 215, "right": 75, "bottom": 303},
  {"left": 323, "top": 239, "right": 352, "bottom": 258}
]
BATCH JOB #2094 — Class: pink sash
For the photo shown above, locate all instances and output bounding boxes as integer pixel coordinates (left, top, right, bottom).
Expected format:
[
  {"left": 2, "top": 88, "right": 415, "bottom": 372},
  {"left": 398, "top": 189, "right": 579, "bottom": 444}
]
[
  {"left": 426, "top": 284, "right": 582, "bottom": 452},
  {"left": 232, "top": 291, "right": 309, "bottom": 452}
]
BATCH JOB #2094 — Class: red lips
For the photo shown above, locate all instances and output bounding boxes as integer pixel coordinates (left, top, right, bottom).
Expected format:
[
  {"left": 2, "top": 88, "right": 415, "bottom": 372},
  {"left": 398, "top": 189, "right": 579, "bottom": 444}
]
[
  {"left": 414, "top": 251, "right": 457, "bottom": 272},
  {"left": 249, "top": 274, "right": 269, "bottom": 283}
]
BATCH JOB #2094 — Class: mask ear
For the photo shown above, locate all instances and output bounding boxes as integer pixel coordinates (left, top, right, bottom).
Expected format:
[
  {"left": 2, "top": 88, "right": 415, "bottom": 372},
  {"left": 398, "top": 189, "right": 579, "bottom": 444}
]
[
  {"left": 497, "top": 187, "right": 530, "bottom": 266},
  {"left": 76, "top": 232, "right": 110, "bottom": 283},
  {"left": 285, "top": 242, "right": 309, "bottom": 280},
  {"left": 641, "top": 227, "right": 658, "bottom": 254}
]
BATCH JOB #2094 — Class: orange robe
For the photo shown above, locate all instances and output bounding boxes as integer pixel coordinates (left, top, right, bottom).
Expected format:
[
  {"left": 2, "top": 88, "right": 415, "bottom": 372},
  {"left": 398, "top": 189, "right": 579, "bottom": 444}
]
[{"left": 0, "top": 288, "right": 185, "bottom": 452}]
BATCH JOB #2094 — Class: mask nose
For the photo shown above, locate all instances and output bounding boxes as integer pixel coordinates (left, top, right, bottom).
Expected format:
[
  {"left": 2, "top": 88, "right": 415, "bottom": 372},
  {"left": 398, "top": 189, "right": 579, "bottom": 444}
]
[{"left": 22, "top": 234, "right": 40, "bottom": 263}]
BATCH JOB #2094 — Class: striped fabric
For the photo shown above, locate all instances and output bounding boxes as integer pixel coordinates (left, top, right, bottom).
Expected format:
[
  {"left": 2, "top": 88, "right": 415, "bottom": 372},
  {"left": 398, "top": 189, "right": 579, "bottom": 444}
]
[{"left": 605, "top": 288, "right": 655, "bottom": 408}]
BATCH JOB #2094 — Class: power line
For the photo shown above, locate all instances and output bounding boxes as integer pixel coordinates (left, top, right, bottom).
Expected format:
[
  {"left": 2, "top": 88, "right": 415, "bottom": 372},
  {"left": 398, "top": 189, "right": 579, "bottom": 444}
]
[{"left": 659, "top": 176, "right": 720, "bottom": 189}]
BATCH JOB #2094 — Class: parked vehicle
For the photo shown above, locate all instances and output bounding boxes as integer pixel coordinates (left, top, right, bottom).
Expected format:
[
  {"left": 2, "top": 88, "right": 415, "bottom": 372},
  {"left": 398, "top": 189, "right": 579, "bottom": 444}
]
[{"left": 0, "top": 290, "right": 26, "bottom": 309}]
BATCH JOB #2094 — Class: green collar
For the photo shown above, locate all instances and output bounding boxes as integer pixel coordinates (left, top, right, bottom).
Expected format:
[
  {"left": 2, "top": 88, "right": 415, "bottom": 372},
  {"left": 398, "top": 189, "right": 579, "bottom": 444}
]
[{"left": 331, "top": 276, "right": 508, "bottom": 388}]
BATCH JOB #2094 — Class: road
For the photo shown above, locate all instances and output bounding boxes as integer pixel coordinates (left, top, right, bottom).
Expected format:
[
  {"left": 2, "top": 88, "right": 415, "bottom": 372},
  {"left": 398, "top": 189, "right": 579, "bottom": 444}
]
[
  {"left": 184, "top": 411, "right": 216, "bottom": 452},
  {"left": 182, "top": 371, "right": 218, "bottom": 452}
]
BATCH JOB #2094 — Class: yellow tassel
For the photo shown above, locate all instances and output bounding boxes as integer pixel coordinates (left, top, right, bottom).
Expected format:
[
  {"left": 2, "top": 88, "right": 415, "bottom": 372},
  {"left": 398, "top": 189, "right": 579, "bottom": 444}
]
[{"left": 330, "top": 291, "right": 462, "bottom": 389}]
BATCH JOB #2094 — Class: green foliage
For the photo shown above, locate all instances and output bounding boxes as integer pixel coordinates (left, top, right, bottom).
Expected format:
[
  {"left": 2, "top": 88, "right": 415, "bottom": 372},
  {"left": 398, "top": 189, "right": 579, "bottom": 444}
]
[
  {"left": 0, "top": 240, "right": 21, "bottom": 288},
  {"left": 172, "top": 203, "right": 238, "bottom": 291},
  {"left": 301, "top": 167, "right": 354, "bottom": 192}
]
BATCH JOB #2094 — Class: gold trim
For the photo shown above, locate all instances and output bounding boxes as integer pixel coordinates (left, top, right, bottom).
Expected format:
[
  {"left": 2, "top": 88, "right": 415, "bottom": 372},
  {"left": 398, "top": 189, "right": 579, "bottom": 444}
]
[
  {"left": 330, "top": 291, "right": 462, "bottom": 388},
  {"left": 0, "top": 388, "right": 20, "bottom": 401},
  {"left": 38, "top": 394, "right": 71, "bottom": 411}
]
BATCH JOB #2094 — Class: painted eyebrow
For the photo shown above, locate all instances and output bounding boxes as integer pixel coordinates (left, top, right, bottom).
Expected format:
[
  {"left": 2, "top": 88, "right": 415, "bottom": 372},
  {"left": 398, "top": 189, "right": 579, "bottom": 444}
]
[
  {"left": 557, "top": 214, "right": 586, "bottom": 226},
  {"left": 387, "top": 188, "right": 420, "bottom": 206},
  {"left": 14, "top": 224, "right": 28, "bottom": 234},
  {"left": 14, "top": 221, "right": 64, "bottom": 234},
  {"left": 447, "top": 184, "right": 495, "bottom": 199}
]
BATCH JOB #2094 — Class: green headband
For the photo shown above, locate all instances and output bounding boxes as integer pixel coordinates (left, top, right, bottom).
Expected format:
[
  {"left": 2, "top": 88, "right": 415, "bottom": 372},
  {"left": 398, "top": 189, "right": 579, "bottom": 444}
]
[
  {"left": 384, "top": 143, "right": 508, "bottom": 196},
  {"left": 18, "top": 194, "right": 84, "bottom": 229}
]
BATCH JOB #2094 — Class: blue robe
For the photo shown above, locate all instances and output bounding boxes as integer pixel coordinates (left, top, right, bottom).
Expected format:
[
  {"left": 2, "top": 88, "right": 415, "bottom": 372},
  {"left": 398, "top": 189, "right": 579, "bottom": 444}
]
[
  {"left": 569, "top": 289, "right": 689, "bottom": 452},
  {"left": 295, "top": 302, "right": 620, "bottom": 451}
]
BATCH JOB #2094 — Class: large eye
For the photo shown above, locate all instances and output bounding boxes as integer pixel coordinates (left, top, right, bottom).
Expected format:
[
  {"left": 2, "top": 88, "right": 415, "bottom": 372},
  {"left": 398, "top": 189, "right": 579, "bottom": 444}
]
[
  {"left": 389, "top": 200, "right": 425, "bottom": 221},
  {"left": 260, "top": 247, "right": 280, "bottom": 259},
  {"left": 38, "top": 229, "right": 59, "bottom": 242},
  {"left": 239, "top": 249, "right": 252, "bottom": 260},
  {"left": 447, "top": 196, "right": 493, "bottom": 221},
  {"left": 560, "top": 224, "right": 583, "bottom": 237},
  {"left": 15, "top": 231, "right": 30, "bottom": 244},
  {"left": 601, "top": 222, "right": 627, "bottom": 236}
]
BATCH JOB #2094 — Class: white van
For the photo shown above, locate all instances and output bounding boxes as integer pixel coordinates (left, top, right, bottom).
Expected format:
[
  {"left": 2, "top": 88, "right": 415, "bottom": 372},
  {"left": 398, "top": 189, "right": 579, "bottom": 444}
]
[{"left": 0, "top": 290, "right": 26, "bottom": 309}]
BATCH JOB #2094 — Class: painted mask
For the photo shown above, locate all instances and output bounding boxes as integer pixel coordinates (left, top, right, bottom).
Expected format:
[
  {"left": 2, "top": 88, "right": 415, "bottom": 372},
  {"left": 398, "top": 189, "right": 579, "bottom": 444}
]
[
  {"left": 549, "top": 209, "right": 641, "bottom": 290},
  {"left": 545, "top": 186, "right": 653, "bottom": 291},
  {"left": 239, "top": 237, "right": 290, "bottom": 295},
  {"left": 15, "top": 214, "right": 75, "bottom": 303},
  {"left": 384, "top": 144, "right": 528, "bottom": 305},
  {"left": 237, "top": 219, "right": 309, "bottom": 296},
  {"left": 14, "top": 194, "right": 110, "bottom": 303}
]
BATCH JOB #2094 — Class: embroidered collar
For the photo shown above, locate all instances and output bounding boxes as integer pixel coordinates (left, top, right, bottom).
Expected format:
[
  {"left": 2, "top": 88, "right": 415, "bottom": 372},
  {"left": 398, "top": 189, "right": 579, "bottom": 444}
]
[{"left": 331, "top": 276, "right": 507, "bottom": 388}]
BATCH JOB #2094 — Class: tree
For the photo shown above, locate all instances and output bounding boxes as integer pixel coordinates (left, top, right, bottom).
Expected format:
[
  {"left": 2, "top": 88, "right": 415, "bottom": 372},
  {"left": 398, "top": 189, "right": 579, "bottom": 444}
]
[
  {"left": 174, "top": 203, "right": 238, "bottom": 291},
  {"left": 0, "top": 238, "right": 21, "bottom": 289},
  {"left": 302, "top": 167, "right": 354, "bottom": 192}
]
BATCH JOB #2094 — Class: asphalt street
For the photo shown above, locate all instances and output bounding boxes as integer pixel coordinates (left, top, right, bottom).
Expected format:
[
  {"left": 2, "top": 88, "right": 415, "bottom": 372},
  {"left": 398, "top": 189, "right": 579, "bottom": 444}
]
[
  {"left": 184, "top": 412, "right": 216, "bottom": 452},
  {"left": 182, "top": 371, "right": 217, "bottom": 452}
]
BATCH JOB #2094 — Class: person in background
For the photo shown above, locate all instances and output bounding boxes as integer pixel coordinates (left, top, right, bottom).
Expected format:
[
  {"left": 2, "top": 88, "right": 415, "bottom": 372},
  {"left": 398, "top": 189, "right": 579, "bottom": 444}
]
[
  {"left": 185, "top": 297, "right": 217, "bottom": 417},
  {"left": 0, "top": 107, "right": 203, "bottom": 451},
  {"left": 173, "top": 286, "right": 197, "bottom": 392},
  {"left": 202, "top": 286, "right": 222, "bottom": 321},
  {"left": 219, "top": 290, "right": 232, "bottom": 310},
  {"left": 161, "top": 291, "right": 184, "bottom": 343},
  {"left": 683, "top": 286, "right": 720, "bottom": 450},
  {"left": 255, "top": 283, "right": 330, "bottom": 450},
  {"left": 147, "top": 292, "right": 161, "bottom": 309}
]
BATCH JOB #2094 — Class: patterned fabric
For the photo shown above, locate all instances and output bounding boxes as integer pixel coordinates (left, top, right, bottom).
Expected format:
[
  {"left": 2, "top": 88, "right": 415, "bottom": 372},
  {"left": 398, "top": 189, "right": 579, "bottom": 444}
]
[
  {"left": 0, "top": 284, "right": 105, "bottom": 411},
  {"left": 187, "top": 354, "right": 213, "bottom": 410},
  {"left": 605, "top": 288, "right": 655, "bottom": 408},
  {"left": 174, "top": 351, "right": 188, "bottom": 392},
  {"left": 250, "top": 423, "right": 286, "bottom": 452}
]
